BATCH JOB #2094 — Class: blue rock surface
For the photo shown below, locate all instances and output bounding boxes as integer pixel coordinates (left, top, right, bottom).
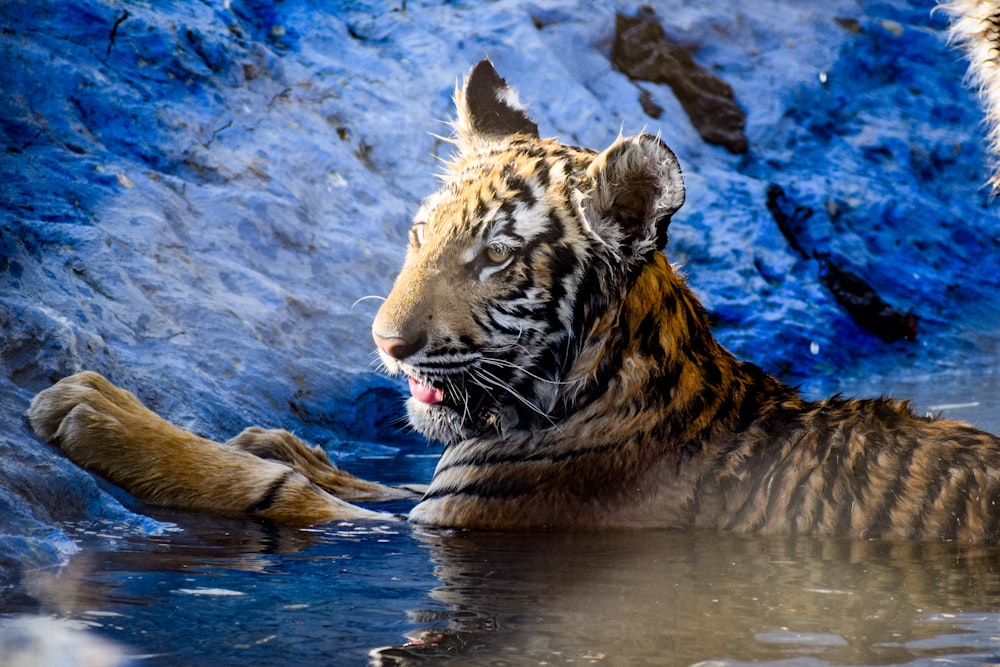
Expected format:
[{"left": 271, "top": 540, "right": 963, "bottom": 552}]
[{"left": 1, "top": 0, "right": 998, "bottom": 584}]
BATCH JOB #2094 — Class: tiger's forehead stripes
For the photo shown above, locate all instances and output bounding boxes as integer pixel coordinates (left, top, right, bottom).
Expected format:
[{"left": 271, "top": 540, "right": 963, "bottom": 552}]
[
  {"left": 418, "top": 143, "right": 594, "bottom": 259},
  {"left": 456, "top": 142, "right": 591, "bottom": 212}
]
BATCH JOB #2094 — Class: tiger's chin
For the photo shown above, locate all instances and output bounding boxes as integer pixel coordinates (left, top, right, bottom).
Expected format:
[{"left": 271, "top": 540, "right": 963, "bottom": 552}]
[
  {"left": 402, "top": 373, "right": 505, "bottom": 444},
  {"left": 405, "top": 398, "right": 471, "bottom": 445}
]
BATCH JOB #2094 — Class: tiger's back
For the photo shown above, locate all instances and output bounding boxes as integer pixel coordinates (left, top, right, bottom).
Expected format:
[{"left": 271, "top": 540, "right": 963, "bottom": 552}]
[{"left": 707, "top": 398, "right": 1000, "bottom": 541}]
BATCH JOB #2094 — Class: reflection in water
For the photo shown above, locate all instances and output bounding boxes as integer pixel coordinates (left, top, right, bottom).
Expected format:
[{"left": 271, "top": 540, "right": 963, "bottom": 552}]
[
  {"left": 376, "top": 529, "right": 1000, "bottom": 666},
  {"left": 0, "top": 510, "right": 437, "bottom": 665},
  {"left": 2, "top": 506, "right": 1000, "bottom": 665}
]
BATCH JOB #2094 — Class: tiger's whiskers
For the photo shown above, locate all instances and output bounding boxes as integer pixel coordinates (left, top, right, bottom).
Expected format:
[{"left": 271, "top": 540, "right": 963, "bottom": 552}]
[
  {"left": 469, "top": 367, "right": 557, "bottom": 428},
  {"left": 352, "top": 295, "right": 387, "bottom": 308}
]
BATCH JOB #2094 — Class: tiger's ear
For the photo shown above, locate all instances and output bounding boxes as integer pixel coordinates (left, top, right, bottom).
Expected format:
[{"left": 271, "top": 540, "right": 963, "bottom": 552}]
[
  {"left": 585, "top": 134, "right": 685, "bottom": 254},
  {"left": 453, "top": 59, "right": 539, "bottom": 153}
]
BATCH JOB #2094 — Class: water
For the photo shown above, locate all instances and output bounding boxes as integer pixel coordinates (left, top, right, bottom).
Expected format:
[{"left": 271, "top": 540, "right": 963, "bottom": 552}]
[
  {"left": 4, "top": 373, "right": 1000, "bottom": 667},
  {"left": 1, "top": 511, "right": 439, "bottom": 665},
  {"left": 388, "top": 530, "right": 1000, "bottom": 666},
  {"left": 6, "top": 519, "right": 1000, "bottom": 666}
]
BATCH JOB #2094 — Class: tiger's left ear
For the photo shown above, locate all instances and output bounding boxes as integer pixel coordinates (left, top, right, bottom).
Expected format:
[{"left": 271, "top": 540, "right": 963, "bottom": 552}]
[
  {"left": 585, "top": 134, "right": 685, "bottom": 254},
  {"left": 453, "top": 59, "right": 539, "bottom": 153}
]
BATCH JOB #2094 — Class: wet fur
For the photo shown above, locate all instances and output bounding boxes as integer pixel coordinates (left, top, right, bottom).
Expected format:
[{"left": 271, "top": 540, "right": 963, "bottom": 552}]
[{"left": 28, "top": 57, "right": 1000, "bottom": 542}]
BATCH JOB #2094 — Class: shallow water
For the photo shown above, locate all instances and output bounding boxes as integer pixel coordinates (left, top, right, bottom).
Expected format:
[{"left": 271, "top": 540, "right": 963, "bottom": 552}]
[
  {"left": 4, "top": 372, "right": 1000, "bottom": 667},
  {"left": 6, "top": 516, "right": 1000, "bottom": 666}
]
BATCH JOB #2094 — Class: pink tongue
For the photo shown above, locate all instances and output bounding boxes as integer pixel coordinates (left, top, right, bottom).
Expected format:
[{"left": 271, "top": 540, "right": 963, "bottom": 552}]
[{"left": 408, "top": 377, "right": 444, "bottom": 404}]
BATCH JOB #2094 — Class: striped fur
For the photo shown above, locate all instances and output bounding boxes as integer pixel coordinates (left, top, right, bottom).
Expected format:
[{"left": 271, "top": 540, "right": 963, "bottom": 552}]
[
  {"left": 28, "top": 59, "right": 1000, "bottom": 541},
  {"left": 379, "top": 59, "right": 1000, "bottom": 539}
]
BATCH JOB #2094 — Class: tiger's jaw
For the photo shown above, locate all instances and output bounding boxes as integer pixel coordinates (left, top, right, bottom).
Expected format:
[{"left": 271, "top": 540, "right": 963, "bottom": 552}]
[
  {"left": 405, "top": 392, "right": 468, "bottom": 445},
  {"left": 375, "top": 340, "right": 529, "bottom": 445},
  {"left": 400, "top": 372, "right": 492, "bottom": 445},
  {"left": 404, "top": 375, "right": 461, "bottom": 444}
]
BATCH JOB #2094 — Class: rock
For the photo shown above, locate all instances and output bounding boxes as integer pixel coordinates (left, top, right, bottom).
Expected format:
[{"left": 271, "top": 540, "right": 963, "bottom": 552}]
[
  {"left": 612, "top": 6, "right": 749, "bottom": 153},
  {"left": 818, "top": 260, "right": 919, "bottom": 343},
  {"left": 766, "top": 183, "right": 917, "bottom": 342}
]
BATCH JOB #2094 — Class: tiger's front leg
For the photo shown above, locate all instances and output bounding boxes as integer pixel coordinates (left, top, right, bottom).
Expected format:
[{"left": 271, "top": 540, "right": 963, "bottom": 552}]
[
  {"left": 227, "top": 427, "right": 418, "bottom": 501},
  {"left": 27, "top": 371, "right": 397, "bottom": 526}
]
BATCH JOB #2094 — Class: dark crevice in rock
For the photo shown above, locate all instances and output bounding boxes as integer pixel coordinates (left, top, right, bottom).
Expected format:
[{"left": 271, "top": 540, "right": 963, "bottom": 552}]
[
  {"left": 766, "top": 183, "right": 917, "bottom": 343},
  {"left": 106, "top": 9, "right": 129, "bottom": 58},
  {"left": 818, "top": 259, "right": 918, "bottom": 343},
  {"left": 612, "top": 6, "right": 748, "bottom": 154}
]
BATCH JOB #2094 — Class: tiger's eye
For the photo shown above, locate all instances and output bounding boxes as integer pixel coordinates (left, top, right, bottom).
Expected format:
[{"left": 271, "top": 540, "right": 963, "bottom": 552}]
[{"left": 486, "top": 243, "right": 512, "bottom": 264}]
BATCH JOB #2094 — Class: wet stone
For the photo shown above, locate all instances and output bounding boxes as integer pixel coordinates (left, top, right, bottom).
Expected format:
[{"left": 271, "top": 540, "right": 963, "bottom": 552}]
[{"left": 612, "top": 6, "right": 749, "bottom": 154}]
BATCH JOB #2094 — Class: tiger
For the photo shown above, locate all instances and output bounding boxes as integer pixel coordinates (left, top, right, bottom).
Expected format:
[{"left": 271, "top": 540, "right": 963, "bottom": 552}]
[
  {"left": 27, "top": 58, "right": 1000, "bottom": 541},
  {"left": 940, "top": 0, "right": 1000, "bottom": 190}
]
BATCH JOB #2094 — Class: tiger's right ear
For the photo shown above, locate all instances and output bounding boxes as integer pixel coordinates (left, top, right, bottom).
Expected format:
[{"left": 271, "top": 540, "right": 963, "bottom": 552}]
[
  {"left": 452, "top": 59, "right": 539, "bottom": 153},
  {"left": 585, "top": 134, "right": 685, "bottom": 258}
]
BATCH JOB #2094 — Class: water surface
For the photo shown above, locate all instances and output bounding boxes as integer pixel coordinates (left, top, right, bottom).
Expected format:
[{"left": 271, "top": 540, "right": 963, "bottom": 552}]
[{"left": 3, "top": 371, "right": 1000, "bottom": 666}]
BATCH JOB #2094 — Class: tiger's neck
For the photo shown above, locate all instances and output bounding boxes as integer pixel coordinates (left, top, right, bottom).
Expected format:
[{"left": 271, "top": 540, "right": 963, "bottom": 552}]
[
  {"left": 411, "top": 254, "right": 805, "bottom": 529},
  {"left": 566, "top": 253, "right": 803, "bottom": 444}
]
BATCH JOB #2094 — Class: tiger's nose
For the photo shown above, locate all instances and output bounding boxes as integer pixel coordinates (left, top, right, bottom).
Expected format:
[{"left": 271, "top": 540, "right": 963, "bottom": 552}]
[{"left": 372, "top": 330, "right": 426, "bottom": 360}]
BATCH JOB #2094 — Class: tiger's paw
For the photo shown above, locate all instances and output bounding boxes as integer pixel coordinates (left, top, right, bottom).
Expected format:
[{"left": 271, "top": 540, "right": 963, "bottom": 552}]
[
  {"left": 26, "top": 371, "right": 198, "bottom": 493},
  {"left": 228, "top": 426, "right": 419, "bottom": 502},
  {"left": 28, "top": 372, "right": 406, "bottom": 526},
  {"left": 28, "top": 371, "right": 160, "bottom": 451}
]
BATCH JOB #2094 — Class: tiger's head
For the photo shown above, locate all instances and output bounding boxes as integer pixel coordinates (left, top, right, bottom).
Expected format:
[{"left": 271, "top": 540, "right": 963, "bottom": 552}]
[{"left": 372, "top": 59, "right": 685, "bottom": 445}]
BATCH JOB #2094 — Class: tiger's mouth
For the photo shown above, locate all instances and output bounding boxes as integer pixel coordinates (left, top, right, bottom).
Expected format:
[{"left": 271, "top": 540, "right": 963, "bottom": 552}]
[
  {"left": 403, "top": 373, "right": 480, "bottom": 444},
  {"left": 406, "top": 372, "right": 490, "bottom": 417},
  {"left": 402, "top": 367, "right": 525, "bottom": 442},
  {"left": 407, "top": 376, "right": 444, "bottom": 405}
]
